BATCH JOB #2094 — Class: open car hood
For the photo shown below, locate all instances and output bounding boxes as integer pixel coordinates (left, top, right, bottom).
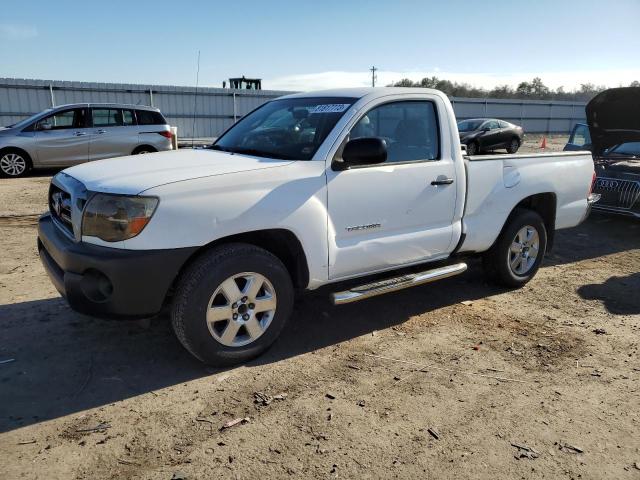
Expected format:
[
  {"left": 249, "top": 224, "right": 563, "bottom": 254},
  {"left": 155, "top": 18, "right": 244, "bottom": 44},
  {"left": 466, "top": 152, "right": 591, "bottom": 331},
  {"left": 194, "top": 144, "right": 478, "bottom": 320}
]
[{"left": 586, "top": 87, "right": 640, "bottom": 156}]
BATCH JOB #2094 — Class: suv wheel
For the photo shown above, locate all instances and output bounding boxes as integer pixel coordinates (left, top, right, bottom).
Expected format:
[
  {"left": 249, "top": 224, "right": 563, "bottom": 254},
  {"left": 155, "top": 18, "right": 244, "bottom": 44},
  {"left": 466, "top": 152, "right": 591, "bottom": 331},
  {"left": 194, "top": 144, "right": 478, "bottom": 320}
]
[
  {"left": 0, "top": 150, "right": 31, "bottom": 177},
  {"left": 483, "top": 209, "right": 547, "bottom": 287},
  {"left": 171, "top": 243, "right": 294, "bottom": 366}
]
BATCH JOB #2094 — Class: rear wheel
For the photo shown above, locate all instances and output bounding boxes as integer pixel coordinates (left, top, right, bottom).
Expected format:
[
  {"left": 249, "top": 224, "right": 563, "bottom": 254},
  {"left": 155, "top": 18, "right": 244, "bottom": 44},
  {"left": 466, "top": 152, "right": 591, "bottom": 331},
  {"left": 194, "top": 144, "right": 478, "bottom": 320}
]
[
  {"left": 171, "top": 243, "right": 294, "bottom": 366},
  {"left": 133, "top": 146, "right": 157, "bottom": 155},
  {"left": 506, "top": 137, "right": 520, "bottom": 154},
  {"left": 483, "top": 209, "right": 547, "bottom": 287},
  {"left": 0, "top": 150, "right": 31, "bottom": 177}
]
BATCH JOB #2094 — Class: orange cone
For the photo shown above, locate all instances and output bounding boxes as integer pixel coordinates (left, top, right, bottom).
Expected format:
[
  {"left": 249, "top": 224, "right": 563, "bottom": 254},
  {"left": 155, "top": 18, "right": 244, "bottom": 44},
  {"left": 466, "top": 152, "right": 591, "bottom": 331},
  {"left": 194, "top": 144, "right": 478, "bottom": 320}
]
[{"left": 540, "top": 136, "right": 547, "bottom": 150}]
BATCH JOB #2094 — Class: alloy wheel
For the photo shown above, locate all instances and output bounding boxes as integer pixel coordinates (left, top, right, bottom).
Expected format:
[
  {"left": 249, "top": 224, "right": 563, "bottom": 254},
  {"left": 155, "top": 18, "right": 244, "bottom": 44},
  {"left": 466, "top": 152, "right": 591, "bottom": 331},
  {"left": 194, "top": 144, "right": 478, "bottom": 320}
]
[
  {"left": 508, "top": 225, "right": 540, "bottom": 275},
  {"left": 0, "top": 153, "right": 27, "bottom": 176},
  {"left": 206, "top": 272, "right": 277, "bottom": 347}
]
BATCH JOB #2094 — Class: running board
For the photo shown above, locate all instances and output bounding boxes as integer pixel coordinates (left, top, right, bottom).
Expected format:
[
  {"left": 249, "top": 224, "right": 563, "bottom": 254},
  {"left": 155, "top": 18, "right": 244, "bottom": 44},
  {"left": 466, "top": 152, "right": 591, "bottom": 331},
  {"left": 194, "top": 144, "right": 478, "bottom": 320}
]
[{"left": 331, "top": 263, "right": 468, "bottom": 305}]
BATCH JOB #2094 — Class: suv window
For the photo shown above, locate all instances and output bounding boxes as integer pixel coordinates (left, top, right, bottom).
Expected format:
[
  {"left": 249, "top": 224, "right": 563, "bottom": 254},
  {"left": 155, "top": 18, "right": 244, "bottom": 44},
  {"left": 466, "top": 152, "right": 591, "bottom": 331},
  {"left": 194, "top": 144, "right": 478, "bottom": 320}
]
[
  {"left": 92, "top": 108, "right": 123, "bottom": 127},
  {"left": 349, "top": 101, "right": 439, "bottom": 163},
  {"left": 36, "top": 108, "right": 85, "bottom": 130},
  {"left": 136, "top": 110, "right": 166, "bottom": 125},
  {"left": 122, "top": 109, "right": 135, "bottom": 126}
]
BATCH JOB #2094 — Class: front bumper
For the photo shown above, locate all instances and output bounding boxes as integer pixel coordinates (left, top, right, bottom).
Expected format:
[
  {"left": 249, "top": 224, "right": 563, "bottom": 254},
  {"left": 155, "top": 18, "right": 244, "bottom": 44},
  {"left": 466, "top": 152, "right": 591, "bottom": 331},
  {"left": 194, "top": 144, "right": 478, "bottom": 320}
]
[{"left": 38, "top": 213, "right": 197, "bottom": 319}]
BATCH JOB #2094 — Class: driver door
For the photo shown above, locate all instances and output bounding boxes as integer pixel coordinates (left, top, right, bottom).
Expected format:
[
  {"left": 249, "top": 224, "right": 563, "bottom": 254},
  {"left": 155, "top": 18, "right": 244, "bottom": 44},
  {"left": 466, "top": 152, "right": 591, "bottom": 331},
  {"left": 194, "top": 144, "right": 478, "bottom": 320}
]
[
  {"left": 34, "top": 108, "right": 91, "bottom": 166},
  {"left": 326, "top": 99, "right": 458, "bottom": 280}
]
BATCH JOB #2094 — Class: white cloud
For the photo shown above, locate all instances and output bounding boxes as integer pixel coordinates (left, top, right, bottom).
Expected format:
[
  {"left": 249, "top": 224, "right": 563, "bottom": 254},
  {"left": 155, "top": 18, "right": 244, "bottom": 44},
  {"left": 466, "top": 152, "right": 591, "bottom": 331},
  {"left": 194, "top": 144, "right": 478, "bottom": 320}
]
[
  {"left": 265, "top": 69, "right": 640, "bottom": 92},
  {"left": 0, "top": 24, "right": 38, "bottom": 40}
]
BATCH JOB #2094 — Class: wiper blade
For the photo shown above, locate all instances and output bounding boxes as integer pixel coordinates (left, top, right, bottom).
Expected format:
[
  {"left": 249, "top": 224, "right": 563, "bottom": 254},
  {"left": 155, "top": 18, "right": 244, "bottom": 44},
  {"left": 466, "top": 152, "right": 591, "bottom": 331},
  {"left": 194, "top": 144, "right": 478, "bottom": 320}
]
[
  {"left": 208, "top": 144, "right": 230, "bottom": 152},
  {"left": 229, "top": 148, "right": 294, "bottom": 160}
]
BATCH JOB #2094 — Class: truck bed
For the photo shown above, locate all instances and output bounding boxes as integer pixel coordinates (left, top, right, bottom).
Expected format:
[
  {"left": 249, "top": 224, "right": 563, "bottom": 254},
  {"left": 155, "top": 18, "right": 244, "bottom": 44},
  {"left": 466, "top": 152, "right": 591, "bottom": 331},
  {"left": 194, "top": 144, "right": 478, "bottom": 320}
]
[{"left": 459, "top": 151, "right": 594, "bottom": 253}]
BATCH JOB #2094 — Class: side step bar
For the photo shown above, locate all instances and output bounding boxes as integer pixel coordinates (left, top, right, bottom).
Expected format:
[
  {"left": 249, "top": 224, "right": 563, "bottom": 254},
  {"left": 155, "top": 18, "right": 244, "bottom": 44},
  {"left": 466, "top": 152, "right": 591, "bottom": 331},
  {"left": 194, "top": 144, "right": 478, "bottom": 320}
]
[{"left": 331, "top": 262, "right": 468, "bottom": 305}]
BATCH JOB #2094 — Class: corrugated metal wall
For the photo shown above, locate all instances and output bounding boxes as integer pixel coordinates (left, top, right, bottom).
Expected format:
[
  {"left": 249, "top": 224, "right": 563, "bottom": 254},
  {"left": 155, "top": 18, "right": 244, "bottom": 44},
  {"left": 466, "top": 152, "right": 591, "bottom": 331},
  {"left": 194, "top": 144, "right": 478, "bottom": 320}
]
[
  {"left": 450, "top": 97, "right": 587, "bottom": 134},
  {"left": 0, "top": 78, "right": 587, "bottom": 136},
  {"left": 0, "top": 78, "right": 290, "bottom": 138}
]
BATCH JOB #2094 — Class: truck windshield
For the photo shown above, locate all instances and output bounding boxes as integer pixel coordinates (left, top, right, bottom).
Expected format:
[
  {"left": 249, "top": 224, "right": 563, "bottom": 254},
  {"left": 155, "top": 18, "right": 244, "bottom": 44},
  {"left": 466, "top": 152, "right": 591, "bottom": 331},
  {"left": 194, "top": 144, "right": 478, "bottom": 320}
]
[{"left": 211, "top": 97, "right": 357, "bottom": 160}]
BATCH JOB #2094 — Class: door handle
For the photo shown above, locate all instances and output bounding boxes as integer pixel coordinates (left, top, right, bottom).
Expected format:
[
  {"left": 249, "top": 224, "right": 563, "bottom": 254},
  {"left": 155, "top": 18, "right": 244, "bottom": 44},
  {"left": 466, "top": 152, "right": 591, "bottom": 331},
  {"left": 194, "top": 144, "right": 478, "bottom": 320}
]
[
  {"left": 95, "top": 129, "right": 107, "bottom": 134},
  {"left": 431, "top": 177, "right": 454, "bottom": 186},
  {"left": 74, "top": 131, "right": 87, "bottom": 136}
]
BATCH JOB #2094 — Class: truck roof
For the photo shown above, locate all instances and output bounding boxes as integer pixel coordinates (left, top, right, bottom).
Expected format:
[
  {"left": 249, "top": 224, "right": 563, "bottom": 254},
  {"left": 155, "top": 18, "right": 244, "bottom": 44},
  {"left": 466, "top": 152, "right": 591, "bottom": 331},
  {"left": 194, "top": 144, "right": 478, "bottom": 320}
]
[{"left": 281, "top": 87, "right": 445, "bottom": 101}]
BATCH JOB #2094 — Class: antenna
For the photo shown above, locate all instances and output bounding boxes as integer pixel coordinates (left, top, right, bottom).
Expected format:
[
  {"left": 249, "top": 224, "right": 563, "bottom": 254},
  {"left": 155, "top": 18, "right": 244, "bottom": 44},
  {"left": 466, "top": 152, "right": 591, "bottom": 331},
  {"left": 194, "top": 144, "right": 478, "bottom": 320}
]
[
  {"left": 370, "top": 66, "right": 378, "bottom": 87},
  {"left": 191, "top": 50, "right": 201, "bottom": 148}
]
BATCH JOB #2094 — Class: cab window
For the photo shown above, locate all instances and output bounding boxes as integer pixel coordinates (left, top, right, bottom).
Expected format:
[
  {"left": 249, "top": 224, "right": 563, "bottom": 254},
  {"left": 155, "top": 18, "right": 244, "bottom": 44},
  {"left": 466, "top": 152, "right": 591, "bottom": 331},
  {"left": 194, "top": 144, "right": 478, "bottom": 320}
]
[{"left": 349, "top": 101, "right": 439, "bottom": 163}]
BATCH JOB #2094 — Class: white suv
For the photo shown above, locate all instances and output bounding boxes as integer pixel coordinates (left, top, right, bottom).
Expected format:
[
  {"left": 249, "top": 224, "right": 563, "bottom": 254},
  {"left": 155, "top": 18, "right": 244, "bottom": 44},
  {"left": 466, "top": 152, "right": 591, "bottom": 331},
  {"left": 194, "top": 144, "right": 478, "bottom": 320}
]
[{"left": 0, "top": 103, "right": 173, "bottom": 177}]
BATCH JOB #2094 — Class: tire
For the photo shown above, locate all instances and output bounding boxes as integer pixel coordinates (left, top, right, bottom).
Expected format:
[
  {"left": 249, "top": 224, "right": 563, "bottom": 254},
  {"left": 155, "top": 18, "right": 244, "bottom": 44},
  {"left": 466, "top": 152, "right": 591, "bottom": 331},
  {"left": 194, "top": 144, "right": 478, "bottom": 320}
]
[
  {"left": 0, "top": 149, "right": 32, "bottom": 178},
  {"left": 506, "top": 137, "right": 520, "bottom": 154},
  {"left": 133, "top": 146, "right": 156, "bottom": 155},
  {"left": 171, "top": 243, "right": 294, "bottom": 366},
  {"left": 466, "top": 141, "right": 479, "bottom": 155},
  {"left": 482, "top": 209, "right": 547, "bottom": 288}
]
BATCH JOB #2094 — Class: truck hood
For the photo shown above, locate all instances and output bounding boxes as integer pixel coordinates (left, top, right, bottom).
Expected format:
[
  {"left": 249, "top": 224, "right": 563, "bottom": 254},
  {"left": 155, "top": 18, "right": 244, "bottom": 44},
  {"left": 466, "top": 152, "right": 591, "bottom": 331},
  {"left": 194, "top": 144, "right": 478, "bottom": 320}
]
[
  {"left": 586, "top": 87, "right": 640, "bottom": 156},
  {"left": 63, "top": 149, "right": 295, "bottom": 195}
]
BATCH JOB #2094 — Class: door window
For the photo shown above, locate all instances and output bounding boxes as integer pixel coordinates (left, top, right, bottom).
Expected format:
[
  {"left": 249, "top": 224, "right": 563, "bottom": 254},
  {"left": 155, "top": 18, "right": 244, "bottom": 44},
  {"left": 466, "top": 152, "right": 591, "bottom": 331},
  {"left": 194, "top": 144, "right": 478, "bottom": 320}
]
[
  {"left": 570, "top": 124, "right": 591, "bottom": 146},
  {"left": 122, "top": 109, "right": 135, "bottom": 126},
  {"left": 92, "top": 109, "right": 123, "bottom": 127},
  {"left": 484, "top": 120, "right": 500, "bottom": 130},
  {"left": 36, "top": 108, "right": 85, "bottom": 130},
  {"left": 349, "top": 101, "right": 439, "bottom": 163}
]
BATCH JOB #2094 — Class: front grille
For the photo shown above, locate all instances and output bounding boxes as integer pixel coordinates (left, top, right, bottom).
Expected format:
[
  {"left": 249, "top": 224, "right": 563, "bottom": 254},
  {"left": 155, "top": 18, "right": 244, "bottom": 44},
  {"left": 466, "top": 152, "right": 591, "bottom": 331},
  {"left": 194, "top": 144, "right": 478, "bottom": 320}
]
[
  {"left": 49, "top": 184, "right": 73, "bottom": 235},
  {"left": 593, "top": 177, "right": 640, "bottom": 210}
]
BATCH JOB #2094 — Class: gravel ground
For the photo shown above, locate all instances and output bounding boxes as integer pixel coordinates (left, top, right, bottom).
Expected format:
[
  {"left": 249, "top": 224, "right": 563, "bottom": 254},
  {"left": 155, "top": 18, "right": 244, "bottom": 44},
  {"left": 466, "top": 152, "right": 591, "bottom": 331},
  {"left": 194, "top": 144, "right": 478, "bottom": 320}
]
[{"left": 1, "top": 154, "right": 639, "bottom": 479}]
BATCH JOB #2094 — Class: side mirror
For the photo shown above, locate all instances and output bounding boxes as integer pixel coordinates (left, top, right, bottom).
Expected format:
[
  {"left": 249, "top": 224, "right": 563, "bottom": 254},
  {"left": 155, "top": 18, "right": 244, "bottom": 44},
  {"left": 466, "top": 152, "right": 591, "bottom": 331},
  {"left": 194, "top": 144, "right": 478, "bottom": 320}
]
[
  {"left": 480, "top": 127, "right": 490, "bottom": 133},
  {"left": 340, "top": 137, "right": 387, "bottom": 169},
  {"left": 40, "top": 121, "right": 52, "bottom": 131}
]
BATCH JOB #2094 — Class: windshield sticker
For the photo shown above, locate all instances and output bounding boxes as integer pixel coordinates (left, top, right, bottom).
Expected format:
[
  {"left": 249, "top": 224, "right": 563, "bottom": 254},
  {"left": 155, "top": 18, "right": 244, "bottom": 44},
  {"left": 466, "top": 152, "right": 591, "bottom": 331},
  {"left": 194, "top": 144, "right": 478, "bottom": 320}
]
[{"left": 309, "top": 104, "right": 350, "bottom": 114}]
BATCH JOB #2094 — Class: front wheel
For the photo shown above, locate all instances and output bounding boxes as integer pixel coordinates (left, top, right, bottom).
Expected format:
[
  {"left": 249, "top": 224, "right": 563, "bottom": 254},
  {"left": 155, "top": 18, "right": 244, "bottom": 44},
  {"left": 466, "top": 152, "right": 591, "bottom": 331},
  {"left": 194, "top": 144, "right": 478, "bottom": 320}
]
[
  {"left": 0, "top": 150, "right": 31, "bottom": 177},
  {"left": 466, "top": 141, "right": 479, "bottom": 155},
  {"left": 483, "top": 209, "right": 547, "bottom": 287},
  {"left": 171, "top": 243, "right": 294, "bottom": 366}
]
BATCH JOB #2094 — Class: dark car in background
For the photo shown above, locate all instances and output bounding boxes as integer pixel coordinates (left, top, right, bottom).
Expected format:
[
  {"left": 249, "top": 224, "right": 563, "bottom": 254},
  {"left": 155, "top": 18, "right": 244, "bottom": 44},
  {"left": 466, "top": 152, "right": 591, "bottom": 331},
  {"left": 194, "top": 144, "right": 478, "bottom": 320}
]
[
  {"left": 585, "top": 87, "right": 640, "bottom": 218},
  {"left": 457, "top": 118, "right": 524, "bottom": 155}
]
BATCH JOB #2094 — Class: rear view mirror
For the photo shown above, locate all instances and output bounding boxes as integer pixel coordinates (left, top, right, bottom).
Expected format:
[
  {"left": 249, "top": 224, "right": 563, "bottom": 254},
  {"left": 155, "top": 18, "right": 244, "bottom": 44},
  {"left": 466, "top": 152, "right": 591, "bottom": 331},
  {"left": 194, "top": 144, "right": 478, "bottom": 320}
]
[{"left": 340, "top": 137, "right": 387, "bottom": 168}]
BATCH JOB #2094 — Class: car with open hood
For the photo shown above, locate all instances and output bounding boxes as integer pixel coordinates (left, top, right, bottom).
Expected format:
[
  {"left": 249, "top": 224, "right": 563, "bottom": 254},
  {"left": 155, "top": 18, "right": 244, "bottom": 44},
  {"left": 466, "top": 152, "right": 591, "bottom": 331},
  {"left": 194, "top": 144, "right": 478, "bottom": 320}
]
[{"left": 586, "top": 87, "right": 640, "bottom": 218}]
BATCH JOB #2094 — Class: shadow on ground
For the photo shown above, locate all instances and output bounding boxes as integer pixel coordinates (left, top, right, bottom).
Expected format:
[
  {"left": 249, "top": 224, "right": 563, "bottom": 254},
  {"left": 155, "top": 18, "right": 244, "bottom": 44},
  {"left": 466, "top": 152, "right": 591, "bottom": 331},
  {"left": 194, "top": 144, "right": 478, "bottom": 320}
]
[
  {"left": 577, "top": 272, "right": 640, "bottom": 315},
  {"left": 0, "top": 266, "right": 501, "bottom": 434},
  {"left": 0, "top": 214, "right": 637, "bottom": 433}
]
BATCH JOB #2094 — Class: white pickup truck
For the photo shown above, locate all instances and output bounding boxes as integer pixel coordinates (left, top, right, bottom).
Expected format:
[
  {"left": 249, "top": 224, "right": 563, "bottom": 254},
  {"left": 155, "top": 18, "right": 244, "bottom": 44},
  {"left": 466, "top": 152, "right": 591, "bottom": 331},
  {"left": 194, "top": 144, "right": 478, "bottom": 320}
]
[{"left": 38, "top": 88, "right": 598, "bottom": 365}]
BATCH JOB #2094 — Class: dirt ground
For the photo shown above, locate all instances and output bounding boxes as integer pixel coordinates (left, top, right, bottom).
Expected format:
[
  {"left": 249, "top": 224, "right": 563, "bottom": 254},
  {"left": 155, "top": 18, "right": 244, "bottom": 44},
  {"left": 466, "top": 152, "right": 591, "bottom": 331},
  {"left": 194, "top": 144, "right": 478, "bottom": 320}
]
[{"left": 1, "top": 153, "right": 639, "bottom": 479}]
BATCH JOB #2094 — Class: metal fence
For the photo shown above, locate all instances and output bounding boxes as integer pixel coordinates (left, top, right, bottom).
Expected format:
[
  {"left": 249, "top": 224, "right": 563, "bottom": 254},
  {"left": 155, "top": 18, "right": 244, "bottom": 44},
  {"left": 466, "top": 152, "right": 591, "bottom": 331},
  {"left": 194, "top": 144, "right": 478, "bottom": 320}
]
[
  {"left": 0, "top": 78, "right": 290, "bottom": 138},
  {"left": 450, "top": 97, "right": 587, "bottom": 134},
  {"left": 0, "top": 78, "right": 587, "bottom": 137}
]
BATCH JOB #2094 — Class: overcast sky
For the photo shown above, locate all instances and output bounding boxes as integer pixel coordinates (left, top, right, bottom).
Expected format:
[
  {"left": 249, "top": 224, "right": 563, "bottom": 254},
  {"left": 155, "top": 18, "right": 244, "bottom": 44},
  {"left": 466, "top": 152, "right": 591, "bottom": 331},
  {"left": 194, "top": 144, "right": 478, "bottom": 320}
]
[{"left": 1, "top": 0, "right": 639, "bottom": 91}]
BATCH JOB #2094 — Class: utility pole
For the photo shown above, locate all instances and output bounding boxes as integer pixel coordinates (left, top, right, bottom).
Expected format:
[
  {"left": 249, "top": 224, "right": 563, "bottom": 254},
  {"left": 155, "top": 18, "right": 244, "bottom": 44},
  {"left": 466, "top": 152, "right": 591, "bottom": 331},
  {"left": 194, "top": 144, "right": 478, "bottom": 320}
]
[{"left": 370, "top": 66, "right": 378, "bottom": 87}]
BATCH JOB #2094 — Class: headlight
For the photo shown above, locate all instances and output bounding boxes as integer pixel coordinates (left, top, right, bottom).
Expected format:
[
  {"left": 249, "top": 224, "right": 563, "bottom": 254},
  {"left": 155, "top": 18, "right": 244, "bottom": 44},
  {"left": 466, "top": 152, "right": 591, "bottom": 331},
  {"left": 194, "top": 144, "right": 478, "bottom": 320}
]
[{"left": 82, "top": 194, "right": 158, "bottom": 242}]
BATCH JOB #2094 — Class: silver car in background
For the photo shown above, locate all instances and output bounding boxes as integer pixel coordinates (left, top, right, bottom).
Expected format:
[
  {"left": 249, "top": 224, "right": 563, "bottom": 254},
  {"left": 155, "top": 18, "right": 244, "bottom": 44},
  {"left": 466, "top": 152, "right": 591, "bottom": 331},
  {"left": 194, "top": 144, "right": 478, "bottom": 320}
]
[{"left": 0, "top": 103, "right": 173, "bottom": 177}]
